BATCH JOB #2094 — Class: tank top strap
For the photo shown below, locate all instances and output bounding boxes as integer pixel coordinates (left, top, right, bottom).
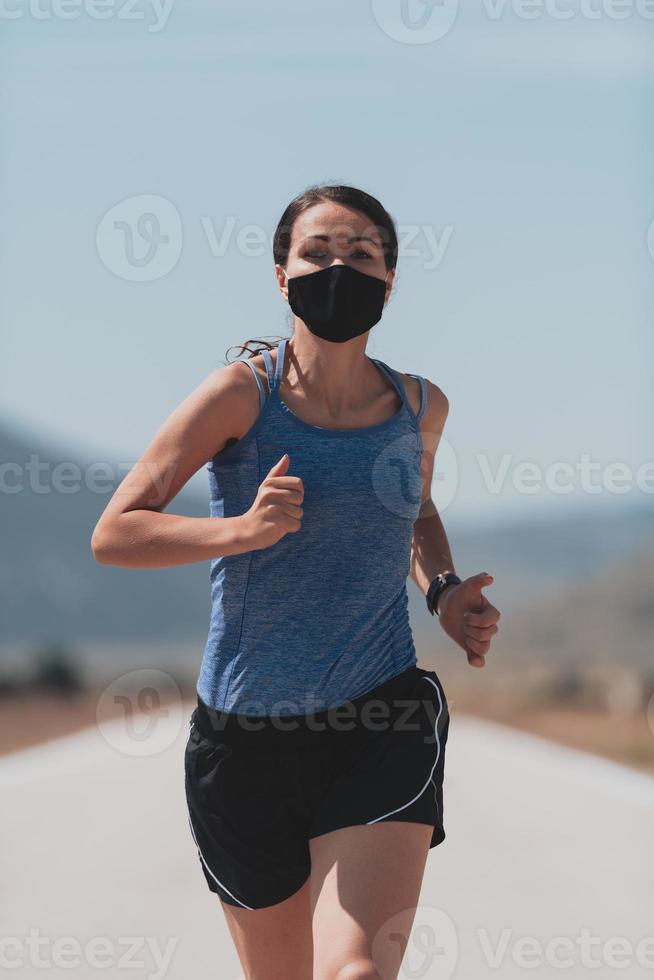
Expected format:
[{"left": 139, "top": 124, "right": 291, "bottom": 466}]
[
  {"left": 261, "top": 347, "right": 276, "bottom": 396},
  {"left": 261, "top": 338, "right": 287, "bottom": 396},
  {"left": 370, "top": 358, "right": 426, "bottom": 425}
]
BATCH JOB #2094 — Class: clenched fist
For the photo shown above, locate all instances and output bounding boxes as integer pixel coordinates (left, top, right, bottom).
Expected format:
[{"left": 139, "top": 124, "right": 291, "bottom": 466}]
[{"left": 239, "top": 453, "right": 304, "bottom": 550}]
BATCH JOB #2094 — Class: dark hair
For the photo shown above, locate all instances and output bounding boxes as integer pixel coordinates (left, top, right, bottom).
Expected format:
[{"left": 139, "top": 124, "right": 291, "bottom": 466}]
[{"left": 224, "top": 182, "right": 399, "bottom": 363}]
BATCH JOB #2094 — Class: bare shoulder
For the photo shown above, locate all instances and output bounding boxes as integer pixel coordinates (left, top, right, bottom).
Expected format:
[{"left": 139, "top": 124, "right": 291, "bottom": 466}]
[
  {"left": 196, "top": 357, "right": 258, "bottom": 413},
  {"left": 206, "top": 349, "right": 273, "bottom": 396},
  {"left": 201, "top": 355, "right": 267, "bottom": 444},
  {"left": 171, "top": 354, "right": 269, "bottom": 460}
]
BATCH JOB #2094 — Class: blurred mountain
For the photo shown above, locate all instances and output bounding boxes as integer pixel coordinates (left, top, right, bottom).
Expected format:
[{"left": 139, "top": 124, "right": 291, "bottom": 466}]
[{"left": 2, "top": 420, "right": 653, "bottom": 671}]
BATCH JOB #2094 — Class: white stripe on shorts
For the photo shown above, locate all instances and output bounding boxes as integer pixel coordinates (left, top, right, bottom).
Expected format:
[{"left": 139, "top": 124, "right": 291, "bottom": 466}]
[
  {"left": 186, "top": 810, "right": 255, "bottom": 911},
  {"left": 366, "top": 675, "right": 444, "bottom": 825}
]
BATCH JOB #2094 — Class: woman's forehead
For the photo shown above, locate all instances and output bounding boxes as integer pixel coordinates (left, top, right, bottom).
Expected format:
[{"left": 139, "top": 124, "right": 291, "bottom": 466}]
[{"left": 292, "top": 204, "right": 384, "bottom": 246}]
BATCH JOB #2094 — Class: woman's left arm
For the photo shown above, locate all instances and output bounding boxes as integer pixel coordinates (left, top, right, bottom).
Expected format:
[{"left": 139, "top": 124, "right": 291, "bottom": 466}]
[{"left": 409, "top": 379, "right": 501, "bottom": 668}]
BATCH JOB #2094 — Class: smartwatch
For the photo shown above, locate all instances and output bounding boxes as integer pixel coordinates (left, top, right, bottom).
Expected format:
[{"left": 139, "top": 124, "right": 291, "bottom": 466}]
[{"left": 426, "top": 572, "right": 462, "bottom": 617}]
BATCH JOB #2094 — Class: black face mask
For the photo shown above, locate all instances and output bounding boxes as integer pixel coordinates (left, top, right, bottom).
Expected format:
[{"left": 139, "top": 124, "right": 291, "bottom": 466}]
[{"left": 284, "top": 265, "right": 391, "bottom": 343}]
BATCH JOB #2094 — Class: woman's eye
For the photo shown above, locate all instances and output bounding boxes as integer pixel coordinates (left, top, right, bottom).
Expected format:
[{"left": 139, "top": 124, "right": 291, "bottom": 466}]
[{"left": 304, "top": 249, "right": 372, "bottom": 260}]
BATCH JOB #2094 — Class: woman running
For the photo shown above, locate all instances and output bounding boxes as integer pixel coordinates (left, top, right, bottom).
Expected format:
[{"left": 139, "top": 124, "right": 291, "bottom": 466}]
[{"left": 92, "top": 183, "right": 500, "bottom": 980}]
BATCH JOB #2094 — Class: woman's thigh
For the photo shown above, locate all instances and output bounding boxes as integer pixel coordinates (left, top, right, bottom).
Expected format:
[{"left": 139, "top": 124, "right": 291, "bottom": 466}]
[
  {"left": 220, "top": 877, "right": 314, "bottom": 980},
  {"left": 309, "top": 820, "right": 434, "bottom": 980}
]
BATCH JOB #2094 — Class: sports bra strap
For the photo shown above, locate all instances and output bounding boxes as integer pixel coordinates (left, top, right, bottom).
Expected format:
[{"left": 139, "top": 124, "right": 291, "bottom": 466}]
[
  {"left": 242, "top": 358, "right": 266, "bottom": 410},
  {"left": 406, "top": 373, "right": 427, "bottom": 423}
]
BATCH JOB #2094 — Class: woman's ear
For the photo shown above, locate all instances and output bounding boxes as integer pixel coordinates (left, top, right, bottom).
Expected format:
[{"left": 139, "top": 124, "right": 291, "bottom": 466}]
[
  {"left": 384, "top": 268, "right": 395, "bottom": 303},
  {"left": 275, "top": 264, "right": 289, "bottom": 298}
]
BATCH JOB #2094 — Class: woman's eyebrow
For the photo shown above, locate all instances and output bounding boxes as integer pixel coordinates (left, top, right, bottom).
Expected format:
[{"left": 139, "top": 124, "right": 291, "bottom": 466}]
[{"left": 300, "top": 233, "right": 383, "bottom": 248}]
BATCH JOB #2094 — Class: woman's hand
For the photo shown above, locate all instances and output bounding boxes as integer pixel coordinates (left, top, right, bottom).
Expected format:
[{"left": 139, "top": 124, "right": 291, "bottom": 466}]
[
  {"left": 240, "top": 453, "right": 304, "bottom": 550},
  {"left": 436, "top": 572, "right": 500, "bottom": 668}
]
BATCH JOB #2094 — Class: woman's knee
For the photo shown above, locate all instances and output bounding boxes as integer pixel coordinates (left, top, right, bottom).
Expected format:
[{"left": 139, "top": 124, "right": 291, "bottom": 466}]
[{"left": 332, "top": 959, "right": 383, "bottom": 980}]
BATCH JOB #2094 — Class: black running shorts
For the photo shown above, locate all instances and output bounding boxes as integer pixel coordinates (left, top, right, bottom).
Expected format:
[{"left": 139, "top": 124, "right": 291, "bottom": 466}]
[{"left": 184, "top": 663, "right": 450, "bottom": 911}]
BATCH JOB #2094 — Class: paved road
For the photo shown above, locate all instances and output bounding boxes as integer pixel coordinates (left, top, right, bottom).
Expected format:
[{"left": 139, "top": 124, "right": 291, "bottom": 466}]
[{"left": 1, "top": 701, "right": 653, "bottom": 979}]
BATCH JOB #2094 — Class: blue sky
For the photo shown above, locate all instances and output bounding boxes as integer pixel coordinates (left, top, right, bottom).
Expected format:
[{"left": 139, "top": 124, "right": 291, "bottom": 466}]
[{"left": 1, "top": 1, "right": 652, "bottom": 524}]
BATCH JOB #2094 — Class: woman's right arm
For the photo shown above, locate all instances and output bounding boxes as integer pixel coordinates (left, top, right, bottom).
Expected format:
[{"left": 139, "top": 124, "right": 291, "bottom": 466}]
[{"left": 90, "top": 361, "right": 303, "bottom": 568}]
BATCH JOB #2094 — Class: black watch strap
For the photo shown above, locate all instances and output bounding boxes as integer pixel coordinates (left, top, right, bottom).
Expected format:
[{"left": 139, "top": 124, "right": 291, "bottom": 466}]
[{"left": 426, "top": 572, "right": 462, "bottom": 616}]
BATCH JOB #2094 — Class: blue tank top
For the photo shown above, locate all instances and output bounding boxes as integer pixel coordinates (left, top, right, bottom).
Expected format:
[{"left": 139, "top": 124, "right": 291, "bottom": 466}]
[{"left": 197, "top": 337, "right": 427, "bottom": 716}]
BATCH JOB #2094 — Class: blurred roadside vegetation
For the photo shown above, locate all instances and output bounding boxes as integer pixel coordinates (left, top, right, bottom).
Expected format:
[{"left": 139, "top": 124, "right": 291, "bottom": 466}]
[{"left": 0, "top": 642, "right": 86, "bottom": 699}]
